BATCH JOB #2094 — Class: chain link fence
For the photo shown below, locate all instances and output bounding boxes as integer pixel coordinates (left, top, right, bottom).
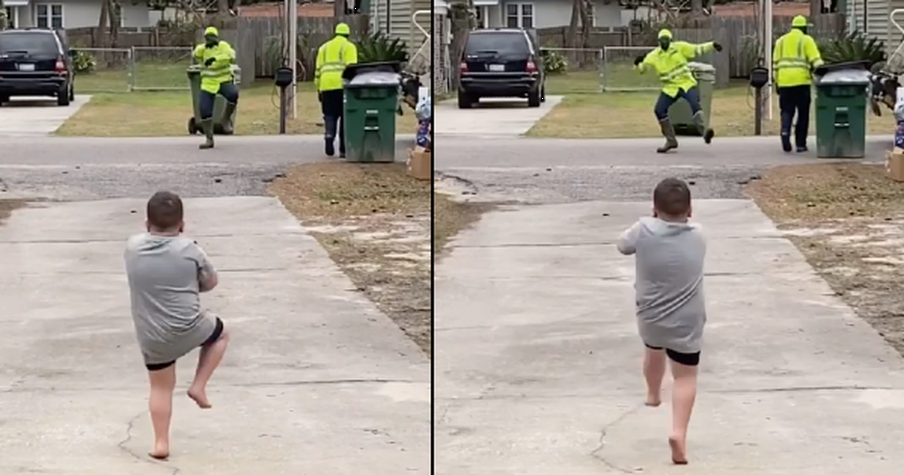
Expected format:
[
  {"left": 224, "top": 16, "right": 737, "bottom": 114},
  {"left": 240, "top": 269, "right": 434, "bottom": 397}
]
[
  {"left": 132, "top": 46, "right": 194, "bottom": 91},
  {"left": 75, "top": 48, "right": 132, "bottom": 93},
  {"left": 540, "top": 47, "right": 603, "bottom": 94},
  {"left": 602, "top": 46, "right": 660, "bottom": 92},
  {"left": 72, "top": 46, "right": 195, "bottom": 93}
]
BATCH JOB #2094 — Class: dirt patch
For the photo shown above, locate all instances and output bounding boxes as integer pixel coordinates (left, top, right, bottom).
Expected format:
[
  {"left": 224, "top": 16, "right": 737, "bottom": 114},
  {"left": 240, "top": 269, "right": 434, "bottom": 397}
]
[
  {"left": 433, "top": 192, "right": 495, "bottom": 260},
  {"left": 0, "top": 200, "right": 25, "bottom": 224},
  {"left": 269, "top": 162, "right": 432, "bottom": 356},
  {"left": 745, "top": 163, "right": 904, "bottom": 354}
]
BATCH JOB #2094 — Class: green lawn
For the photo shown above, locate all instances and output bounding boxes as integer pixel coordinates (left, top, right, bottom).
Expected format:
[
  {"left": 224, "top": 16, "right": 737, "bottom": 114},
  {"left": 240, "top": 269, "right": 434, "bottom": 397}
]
[{"left": 532, "top": 76, "right": 895, "bottom": 139}]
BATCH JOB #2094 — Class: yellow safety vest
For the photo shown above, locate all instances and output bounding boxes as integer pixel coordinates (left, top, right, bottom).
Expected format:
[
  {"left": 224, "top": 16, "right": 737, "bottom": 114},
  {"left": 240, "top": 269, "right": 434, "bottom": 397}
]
[
  {"left": 192, "top": 41, "right": 236, "bottom": 94},
  {"left": 638, "top": 41, "right": 714, "bottom": 98},
  {"left": 315, "top": 36, "right": 358, "bottom": 92},
  {"left": 773, "top": 29, "right": 824, "bottom": 88}
]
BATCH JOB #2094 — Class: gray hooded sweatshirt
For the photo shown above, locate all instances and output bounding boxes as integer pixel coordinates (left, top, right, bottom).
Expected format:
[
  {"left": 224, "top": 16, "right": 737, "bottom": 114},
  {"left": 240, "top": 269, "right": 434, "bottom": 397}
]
[
  {"left": 617, "top": 217, "right": 707, "bottom": 354},
  {"left": 124, "top": 233, "right": 218, "bottom": 365}
]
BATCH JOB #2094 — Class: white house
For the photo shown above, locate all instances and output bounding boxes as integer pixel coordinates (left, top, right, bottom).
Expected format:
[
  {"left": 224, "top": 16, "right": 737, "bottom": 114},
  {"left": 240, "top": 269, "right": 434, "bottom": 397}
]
[
  {"left": 473, "top": 0, "right": 639, "bottom": 29},
  {"left": 3, "top": 0, "right": 154, "bottom": 29}
]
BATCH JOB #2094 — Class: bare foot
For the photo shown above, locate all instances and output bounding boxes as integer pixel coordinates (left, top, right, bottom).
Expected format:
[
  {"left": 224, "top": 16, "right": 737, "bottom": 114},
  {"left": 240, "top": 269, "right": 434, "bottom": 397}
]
[
  {"left": 187, "top": 388, "right": 212, "bottom": 409},
  {"left": 645, "top": 394, "right": 662, "bottom": 407},
  {"left": 669, "top": 436, "right": 688, "bottom": 465},
  {"left": 148, "top": 444, "right": 169, "bottom": 460}
]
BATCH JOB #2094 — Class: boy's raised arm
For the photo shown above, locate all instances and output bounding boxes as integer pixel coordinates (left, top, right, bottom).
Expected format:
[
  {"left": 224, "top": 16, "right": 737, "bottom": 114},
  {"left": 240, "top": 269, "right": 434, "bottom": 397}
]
[
  {"left": 189, "top": 242, "right": 219, "bottom": 292},
  {"left": 617, "top": 221, "right": 643, "bottom": 255}
]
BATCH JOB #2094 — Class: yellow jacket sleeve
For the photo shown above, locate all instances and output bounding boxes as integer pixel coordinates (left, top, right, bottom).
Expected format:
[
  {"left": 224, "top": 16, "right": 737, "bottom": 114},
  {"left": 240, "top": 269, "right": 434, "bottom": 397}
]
[
  {"left": 314, "top": 45, "right": 325, "bottom": 89},
  {"left": 344, "top": 42, "right": 358, "bottom": 66},
  {"left": 772, "top": 37, "right": 782, "bottom": 69},
  {"left": 804, "top": 36, "right": 824, "bottom": 68},
  {"left": 221, "top": 42, "right": 236, "bottom": 63},
  {"left": 677, "top": 41, "right": 714, "bottom": 60},
  {"left": 192, "top": 44, "right": 205, "bottom": 62}
]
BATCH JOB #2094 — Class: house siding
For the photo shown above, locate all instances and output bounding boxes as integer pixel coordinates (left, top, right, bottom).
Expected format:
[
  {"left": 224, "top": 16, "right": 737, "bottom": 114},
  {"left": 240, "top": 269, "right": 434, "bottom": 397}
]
[
  {"left": 483, "top": 0, "right": 623, "bottom": 29},
  {"left": 410, "top": 0, "right": 430, "bottom": 59},
  {"left": 388, "top": 0, "right": 411, "bottom": 48},
  {"left": 17, "top": 0, "right": 151, "bottom": 29}
]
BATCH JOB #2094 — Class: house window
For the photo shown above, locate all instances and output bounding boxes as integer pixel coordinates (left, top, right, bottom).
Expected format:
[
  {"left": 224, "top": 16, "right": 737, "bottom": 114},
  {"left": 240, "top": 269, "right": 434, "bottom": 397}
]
[
  {"left": 506, "top": 3, "right": 533, "bottom": 29},
  {"left": 475, "top": 6, "right": 488, "bottom": 29},
  {"left": 36, "top": 4, "right": 63, "bottom": 29}
]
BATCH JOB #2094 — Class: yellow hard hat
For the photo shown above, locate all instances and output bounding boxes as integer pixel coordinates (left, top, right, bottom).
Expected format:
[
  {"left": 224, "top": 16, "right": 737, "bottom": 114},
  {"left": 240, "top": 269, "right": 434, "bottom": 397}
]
[
  {"left": 204, "top": 26, "right": 218, "bottom": 37},
  {"left": 658, "top": 29, "right": 672, "bottom": 39},
  {"left": 335, "top": 23, "right": 350, "bottom": 35},
  {"left": 791, "top": 15, "right": 809, "bottom": 28}
]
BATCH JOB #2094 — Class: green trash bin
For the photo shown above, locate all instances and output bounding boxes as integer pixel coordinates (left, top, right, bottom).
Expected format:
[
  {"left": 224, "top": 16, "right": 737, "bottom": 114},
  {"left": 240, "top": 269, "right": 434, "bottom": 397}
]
[
  {"left": 815, "top": 69, "right": 870, "bottom": 158},
  {"left": 669, "top": 62, "right": 716, "bottom": 136},
  {"left": 343, "top": 71, "right": 400, "bottom": 163},
  {"left": 187, "top": 64, "right": 241, "bottom": 136}
]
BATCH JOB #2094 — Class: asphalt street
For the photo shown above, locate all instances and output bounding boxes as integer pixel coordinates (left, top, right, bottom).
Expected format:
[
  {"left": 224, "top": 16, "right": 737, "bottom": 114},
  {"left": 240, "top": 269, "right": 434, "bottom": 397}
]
[
  {"left": 0, "top": 135, "right": 415, "bottom": 200},
  {"left": 434, "top": 135, "right": 893, "bottom": 203}
]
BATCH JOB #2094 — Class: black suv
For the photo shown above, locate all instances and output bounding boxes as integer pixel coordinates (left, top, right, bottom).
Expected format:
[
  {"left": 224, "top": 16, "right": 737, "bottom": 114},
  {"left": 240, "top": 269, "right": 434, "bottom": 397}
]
[
  {"left": 458, "top": 28, "right": 546, "bottom": 109},
  {"left": 0, "top": 28, "right": 76, "bottom": 107}
]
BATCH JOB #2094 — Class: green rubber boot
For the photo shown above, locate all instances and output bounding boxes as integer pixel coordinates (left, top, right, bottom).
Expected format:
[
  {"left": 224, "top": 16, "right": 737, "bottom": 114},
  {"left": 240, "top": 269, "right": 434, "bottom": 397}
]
[
  {"left": 694, "top": 111, "right": 714, "bottom": 144},
  {"left": 221, "top": 102, "right": 237, "bottom": 134},
  {"left": 199, "top": 118, "right": 214, "bottom": 150}
]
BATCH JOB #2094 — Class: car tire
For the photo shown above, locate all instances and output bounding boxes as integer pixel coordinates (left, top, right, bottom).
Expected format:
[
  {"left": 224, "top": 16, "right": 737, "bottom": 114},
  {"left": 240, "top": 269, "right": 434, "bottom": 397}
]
[
  {"left": 527, "top": 90, "right": 541, "bottom": 108},
  {"left": 457, "top": 92, "right": 473, "bottom": 109},
  {"left": 57, "top": 86, "right": 71, "bottom": 106},
  {"left": 69, "top": 83, "right": 75, "bottom": 102},
  {"left": 0, "top": 96, "right": 7, "bottom": 107},
  {"left": 540, "top": 87, "right": 546, "bottom": 103}
]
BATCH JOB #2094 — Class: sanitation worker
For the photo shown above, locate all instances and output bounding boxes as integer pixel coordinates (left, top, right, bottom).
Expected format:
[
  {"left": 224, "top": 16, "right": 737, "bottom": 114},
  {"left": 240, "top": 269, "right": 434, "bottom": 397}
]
[
  {"left": 634, "top": 29, "right": 722, "bottom": 153},
  {"left": 773, "top": 15, "right": 823, "bottom": 153},
  {"left": 192, "top": 26, "right": 239, "bottom": 150},
  {"left": 315, "top": 22, "right": 358, "bottom": 158}
]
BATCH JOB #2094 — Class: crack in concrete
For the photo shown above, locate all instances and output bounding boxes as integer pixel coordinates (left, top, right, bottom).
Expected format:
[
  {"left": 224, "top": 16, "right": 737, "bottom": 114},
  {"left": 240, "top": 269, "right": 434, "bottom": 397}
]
[
  {"left": 117, "top": 411, "right": 181, "bottom": 475},
  {"left": 1, "top": 378, "right": 417, "bottom": 393},
  {"left": 451, "top": 235, "right": 786, "bottom": 249},
  {"left": 590, "top": 404, "right": 644, "bottom": 474}
]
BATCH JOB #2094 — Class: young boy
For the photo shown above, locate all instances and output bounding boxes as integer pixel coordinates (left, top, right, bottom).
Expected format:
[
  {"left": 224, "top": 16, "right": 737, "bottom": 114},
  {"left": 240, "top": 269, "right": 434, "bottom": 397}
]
[
  {"left": 124, "top": 191, "right": 230, "bottom": 460},
  {"left": 616, "top": 177, "right": 706, "bottom": 465}
]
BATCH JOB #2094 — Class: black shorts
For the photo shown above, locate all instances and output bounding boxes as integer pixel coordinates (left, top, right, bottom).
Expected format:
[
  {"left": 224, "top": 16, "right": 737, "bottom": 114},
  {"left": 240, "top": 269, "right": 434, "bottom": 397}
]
[
  {"left": 645, "top": 344, "right": 701, "bottom": 367},
  {"left": 146, "top": 317, "right": 225, "bottom": 372}
]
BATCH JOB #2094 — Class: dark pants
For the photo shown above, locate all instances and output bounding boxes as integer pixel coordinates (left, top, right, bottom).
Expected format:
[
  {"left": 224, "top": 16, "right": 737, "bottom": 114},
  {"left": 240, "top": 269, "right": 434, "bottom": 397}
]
[
  {"left": 778, "top": 85, "right": 811, "bottom": 148},
  {"left": 199, "top": 82, "right": 239, "bottom": 120},
  {"left": 321, "top": 89, "right": 345, "bottom": 153},
  {"left": 654, "top": 87, "right": 701, "bottom": 121}
]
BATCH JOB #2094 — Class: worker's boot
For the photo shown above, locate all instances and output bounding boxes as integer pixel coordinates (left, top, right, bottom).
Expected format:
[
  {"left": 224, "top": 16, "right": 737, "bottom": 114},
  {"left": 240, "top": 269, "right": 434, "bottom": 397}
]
[
  {"left": 694, "top": 111, "right": 714, "bottom": 144},
  {"left": 657, "top": 119, "right": 678, "bottom": 153},
  {"left": 199, "top": 118, "right": 214, "bottom": 150},
  {"left": 221, "top": 102, "right": 237, "bottom": 134},
  {"left": 324, "top": 115, "right": 336, "bottom": 157}
]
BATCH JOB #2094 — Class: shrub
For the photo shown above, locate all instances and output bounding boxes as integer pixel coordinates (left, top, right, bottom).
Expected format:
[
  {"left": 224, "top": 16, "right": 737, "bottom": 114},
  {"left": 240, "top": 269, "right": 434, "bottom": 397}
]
[
  {"left": 819, "top": 30, "right": 886, "bottom": 68},
  {"left": 541, "top": 50, "right": 568, "bottom": 74},
  {"left": 72, "top": 51, "right": 96, "bottom": 74}
]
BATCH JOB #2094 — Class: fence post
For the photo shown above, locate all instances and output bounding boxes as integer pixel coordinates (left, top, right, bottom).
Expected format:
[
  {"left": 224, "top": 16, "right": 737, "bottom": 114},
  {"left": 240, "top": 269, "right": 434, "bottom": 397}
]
[
  {"left": 128, "top": 46, "right": 135, "bottom": 92},
  {"left": 602, "top": 47, "right": 608, "bottom": 92}
]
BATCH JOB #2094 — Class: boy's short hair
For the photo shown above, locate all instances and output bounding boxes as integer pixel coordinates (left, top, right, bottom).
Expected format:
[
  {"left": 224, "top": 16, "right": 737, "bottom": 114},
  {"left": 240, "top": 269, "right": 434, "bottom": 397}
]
[
  {"left": 146, "top": 191, "right": 184, "bottom": 231},
  {"left": 653, "top": 178, "right": 691, "bottom": 216}
]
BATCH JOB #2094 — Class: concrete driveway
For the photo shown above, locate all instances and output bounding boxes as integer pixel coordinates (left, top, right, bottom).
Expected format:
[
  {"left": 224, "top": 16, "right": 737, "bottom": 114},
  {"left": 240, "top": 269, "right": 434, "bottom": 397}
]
[
  {"left": 0, "top": 95, "right": 90, "bottom": 136},
  {"left": 436, "top": 96, "right": 562, "bottom": 136},
  {"left": 0, "top": 197, "right": 430, "bottom": 475},
  {"left": 435, "top": 199, "right": 904, "bottom": 475}
]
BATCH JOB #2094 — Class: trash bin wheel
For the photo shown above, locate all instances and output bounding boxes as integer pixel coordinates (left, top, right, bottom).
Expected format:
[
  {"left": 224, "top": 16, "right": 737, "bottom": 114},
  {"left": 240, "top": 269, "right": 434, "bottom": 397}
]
[{"left": 188, "top": 117, "right": 198, "bottom": 135}]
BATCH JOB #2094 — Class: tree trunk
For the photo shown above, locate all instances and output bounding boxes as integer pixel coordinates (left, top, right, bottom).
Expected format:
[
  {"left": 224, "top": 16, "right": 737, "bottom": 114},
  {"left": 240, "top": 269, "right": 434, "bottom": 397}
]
[
  {"left": 0, "top": 0, "right": 8, "bottom": 30},
  {"left": 217, "top": 0, "right": 229, "bottom": 16},
  {"left": 579, "top": 0, "right": 591, "bottom": 48},
  {"left": 565, "top": 0, "right": 580, "bottom": 48},
  {"left": 108, "top": 0, "right": 121, "bottom": 49},
  {"left": 691, "top": 0, "right": 702, "bottom": 16},
  {"left": 96, "top": 0, "right": 109, "bottom": 48},
  {"left": 334, "top": 0, "right": 345, "bottom": 17},
  {"left": 449, "top": 1, "right": 473, "bottom": 91}
]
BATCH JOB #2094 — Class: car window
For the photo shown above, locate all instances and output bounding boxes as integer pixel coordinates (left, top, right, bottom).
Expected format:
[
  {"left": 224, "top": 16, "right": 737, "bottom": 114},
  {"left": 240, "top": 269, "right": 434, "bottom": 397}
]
[
  {"left": 0, "top": 33, "right": 60, "bottom": 55},
  {"left": 466, "top": 33, "right": 530, "bottom": 56}
]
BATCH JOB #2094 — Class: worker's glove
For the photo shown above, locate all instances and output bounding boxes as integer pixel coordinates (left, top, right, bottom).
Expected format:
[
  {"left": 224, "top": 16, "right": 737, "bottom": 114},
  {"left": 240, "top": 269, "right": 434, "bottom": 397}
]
[
  {"left": 204, "top": 57, "right": 216, "bottom": 67},
  {"left": 713, "top": 42, "right": 723, "bottom": 52},
  {"left": 633, "top": 55, "right": 645, "bottom": 66}
]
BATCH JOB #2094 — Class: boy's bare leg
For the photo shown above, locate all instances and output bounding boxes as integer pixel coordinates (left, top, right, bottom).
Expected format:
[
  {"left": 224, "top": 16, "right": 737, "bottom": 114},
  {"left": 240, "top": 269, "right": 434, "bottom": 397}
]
[
  {"left": 147, "top": 365, "right": 177, "bottom": 459},
  {"left": 187, "top": 330, "right": 230, "bottom": 409},
  {"left": 643, "top": 348, "right": 667, "bottom": 407},
  {"left": 668, "top": 359, "right": 698, "bottom": 465}
]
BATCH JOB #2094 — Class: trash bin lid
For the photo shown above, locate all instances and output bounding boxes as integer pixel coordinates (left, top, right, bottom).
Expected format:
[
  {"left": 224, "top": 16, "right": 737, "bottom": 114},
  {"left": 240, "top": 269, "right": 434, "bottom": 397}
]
[
  {"left": 346, "top": 71, "right": 401, "bottom": 88},
  {"left": 817, "top": 69, "right": 871, "bottom": 86}
]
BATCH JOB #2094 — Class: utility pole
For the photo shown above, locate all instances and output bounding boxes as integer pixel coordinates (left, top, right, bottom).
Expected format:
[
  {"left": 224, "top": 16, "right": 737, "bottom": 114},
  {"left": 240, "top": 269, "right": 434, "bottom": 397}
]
[
  {"left": 761, "top": 0, "right": 773, "bottom": 121},
  {"left": 288, "top": 0, "right": 297, "bottom": 119}
]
